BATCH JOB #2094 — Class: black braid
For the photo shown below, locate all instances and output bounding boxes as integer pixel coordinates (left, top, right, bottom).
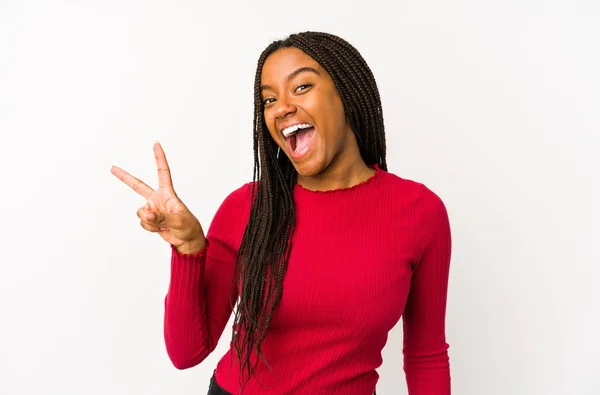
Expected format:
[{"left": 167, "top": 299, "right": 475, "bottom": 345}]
[{"left": 229, "top": 31, "right": 387, "bottom": 393}]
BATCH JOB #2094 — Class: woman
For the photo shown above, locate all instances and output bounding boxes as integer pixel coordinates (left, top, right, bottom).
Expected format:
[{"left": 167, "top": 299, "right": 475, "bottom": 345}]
[{"left": 112, "top": 31, "right": 452, "bottom": 395}]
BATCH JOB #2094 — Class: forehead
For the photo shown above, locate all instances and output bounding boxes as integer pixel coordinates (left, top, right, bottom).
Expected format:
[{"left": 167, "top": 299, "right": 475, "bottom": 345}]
[{"left": 261, "top": 47, "right": 323, "bottom": 83}]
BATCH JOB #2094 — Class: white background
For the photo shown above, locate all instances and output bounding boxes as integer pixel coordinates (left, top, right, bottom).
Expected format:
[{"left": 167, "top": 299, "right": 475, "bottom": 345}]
[{"left": 1, "top": 0, "right": 599, "bottom": 394}]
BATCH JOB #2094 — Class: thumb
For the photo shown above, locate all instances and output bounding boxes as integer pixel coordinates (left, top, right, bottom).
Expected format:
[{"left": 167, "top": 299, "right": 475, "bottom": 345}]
[
  {"left": 145, "top": 200, "right": 169, "bottom": 228},
  {"left": 155, "top": 211, "right": 168, "bottom": 228}
]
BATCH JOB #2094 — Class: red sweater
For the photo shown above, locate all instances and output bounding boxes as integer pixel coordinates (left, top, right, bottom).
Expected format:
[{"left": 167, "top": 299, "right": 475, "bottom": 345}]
[{"left": 164, "top": 164, "right": 452, "bottom": 394}]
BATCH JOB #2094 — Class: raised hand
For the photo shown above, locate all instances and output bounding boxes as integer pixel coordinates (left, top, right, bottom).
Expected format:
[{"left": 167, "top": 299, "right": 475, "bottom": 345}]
[{"left": 111, "top": 142, "right": 206, "bottom": 254}]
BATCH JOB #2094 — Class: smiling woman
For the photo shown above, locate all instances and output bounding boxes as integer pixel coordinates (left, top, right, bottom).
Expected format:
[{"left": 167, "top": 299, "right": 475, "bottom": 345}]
[
  {"left": 260, "top": 48, "right": 367, "bottom": 182},
  {"left": 112, "top": 31, "right": 452, "bottom": 395}
]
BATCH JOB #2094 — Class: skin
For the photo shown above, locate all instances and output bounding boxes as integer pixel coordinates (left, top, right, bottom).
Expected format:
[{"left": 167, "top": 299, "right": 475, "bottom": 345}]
[
  {"left": 110, "top": 47, "right": 377, "bottom": 254},
  {"left": 111, "top": 143, "right": 206, "bottom": 254},
  {"left": 261, "top": 47, "right": 375, "bottom": 191}
]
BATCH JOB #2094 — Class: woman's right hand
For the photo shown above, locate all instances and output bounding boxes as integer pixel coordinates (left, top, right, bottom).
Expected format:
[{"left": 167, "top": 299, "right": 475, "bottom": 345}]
[{"left": 111, "top": 142, "right": 206, "bottom": 255}]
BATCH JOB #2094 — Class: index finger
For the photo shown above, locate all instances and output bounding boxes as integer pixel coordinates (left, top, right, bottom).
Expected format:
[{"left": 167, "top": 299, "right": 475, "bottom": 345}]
[
  {"left": 154, "top": 142, "right": 174, "bottom": 191},
  {"left": 111, "top": 165, "right": 155, "bottom": 200}
]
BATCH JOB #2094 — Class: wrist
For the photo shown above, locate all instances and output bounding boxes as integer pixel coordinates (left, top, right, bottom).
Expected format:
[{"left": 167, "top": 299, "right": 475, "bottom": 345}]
[{"left": 175, "top": 237, "right": 206, "bottom": 255}]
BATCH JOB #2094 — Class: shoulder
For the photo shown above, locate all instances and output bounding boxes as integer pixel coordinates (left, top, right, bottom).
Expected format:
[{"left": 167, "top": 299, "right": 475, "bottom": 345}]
[
  {"left": 207, "top": 182, "right": 255, "bottom": 245},
  {"left": 378, "top": 168, "right": 443, "bottom": 205},
  {"left": 214, "top": 181, "right": 255, "bottom": 219},
  {"left": 418, "top": 183, "right": 448, "bottom": 217},
  {"left": 378, "top": 168, "right": 422, "bottom": 193},
  {"left": 222, "top": 181, "right": 255, "bottom": 204},
  {"left": 380, "top": 168, "right": 448, "bottom": 220},
  {"left": 382, "top": 170, "right": 451, "bottom": 261}
]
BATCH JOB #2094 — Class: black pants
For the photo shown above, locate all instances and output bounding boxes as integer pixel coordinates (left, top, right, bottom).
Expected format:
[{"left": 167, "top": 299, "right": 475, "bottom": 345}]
[
  {"left": 208, "top": 370, "right": 232, "bottom": 395},
  {"left": 207, "top": 370, "right": 376, "bottom": 394}
]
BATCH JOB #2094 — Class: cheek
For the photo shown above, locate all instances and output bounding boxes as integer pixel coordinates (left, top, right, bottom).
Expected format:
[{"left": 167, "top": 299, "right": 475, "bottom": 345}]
[
  {"left": 332, "top": 96, "right": 346, "bottom": 123},
  {"left": 321, "top": 89, "right": 345, "bottom": 124},
  {"left": 321, "top": 97, "right": 347, "bottom": 136}
]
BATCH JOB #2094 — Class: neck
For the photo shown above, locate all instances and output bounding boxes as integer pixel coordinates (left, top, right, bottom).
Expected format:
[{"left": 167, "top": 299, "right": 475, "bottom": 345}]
[{"left": 296, "top": 156, "right": 376, "bottom": 192}]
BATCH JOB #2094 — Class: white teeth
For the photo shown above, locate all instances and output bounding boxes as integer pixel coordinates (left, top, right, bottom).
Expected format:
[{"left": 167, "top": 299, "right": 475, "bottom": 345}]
[{"left": 282, "top": 123, "right": 312, "bottom": 138}]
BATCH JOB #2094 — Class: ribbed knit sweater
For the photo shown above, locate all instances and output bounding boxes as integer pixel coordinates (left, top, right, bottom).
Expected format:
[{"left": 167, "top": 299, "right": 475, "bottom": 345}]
[{"left": 164, "top": 164, "right": 452, "bottom": 394}]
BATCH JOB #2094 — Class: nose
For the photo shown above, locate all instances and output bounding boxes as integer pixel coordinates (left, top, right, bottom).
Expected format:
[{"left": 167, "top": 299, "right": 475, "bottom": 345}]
[{"left": 273, "top": 96, "right": 297, "bottom": 119}]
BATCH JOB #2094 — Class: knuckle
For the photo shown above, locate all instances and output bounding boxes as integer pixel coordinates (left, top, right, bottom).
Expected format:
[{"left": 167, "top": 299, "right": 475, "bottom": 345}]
[{"left": 140, "top": 221, "right": 157, "bottom": 232}]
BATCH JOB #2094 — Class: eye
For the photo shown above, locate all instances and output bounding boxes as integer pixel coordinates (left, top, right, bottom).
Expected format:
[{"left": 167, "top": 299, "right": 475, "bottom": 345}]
[
  {"left": 295, "top": 83, "right": 312, "bottom": 93},
  {"left": 263, "top": 97, "right": 275, "bottom": 106}
]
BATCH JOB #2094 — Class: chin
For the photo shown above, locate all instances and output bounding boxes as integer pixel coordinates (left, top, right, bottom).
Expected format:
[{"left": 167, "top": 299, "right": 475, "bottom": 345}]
[{"left": 291, "top": 156, "right": 328, "bottom": 178}]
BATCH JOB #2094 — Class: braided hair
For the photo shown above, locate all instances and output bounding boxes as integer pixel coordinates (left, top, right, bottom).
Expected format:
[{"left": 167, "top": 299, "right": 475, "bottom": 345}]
[{"left": 229, "top": 31, "right": 387, "bottom": 392}]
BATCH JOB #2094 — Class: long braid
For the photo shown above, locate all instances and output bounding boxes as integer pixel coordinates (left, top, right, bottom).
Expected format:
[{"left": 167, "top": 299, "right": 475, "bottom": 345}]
[{"left": 229, "top": 31, "right": 387, "bottom": 393}]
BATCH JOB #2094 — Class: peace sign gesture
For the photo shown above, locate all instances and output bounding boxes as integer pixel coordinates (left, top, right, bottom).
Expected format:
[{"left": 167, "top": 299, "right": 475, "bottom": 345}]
[{"left": 111, "top": 142, "right": 206, "bottom": 254}]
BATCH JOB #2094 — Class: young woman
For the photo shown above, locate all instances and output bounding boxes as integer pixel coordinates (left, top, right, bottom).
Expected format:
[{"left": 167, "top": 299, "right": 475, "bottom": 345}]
[{"left": 112, "top": 31, "right": 452, "bottom": 395}]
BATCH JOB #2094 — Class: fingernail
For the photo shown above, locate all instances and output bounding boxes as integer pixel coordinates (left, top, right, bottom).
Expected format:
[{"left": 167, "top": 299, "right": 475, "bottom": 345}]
[{"left": 147, "top": 213, "right": 155, "bottom": 221}]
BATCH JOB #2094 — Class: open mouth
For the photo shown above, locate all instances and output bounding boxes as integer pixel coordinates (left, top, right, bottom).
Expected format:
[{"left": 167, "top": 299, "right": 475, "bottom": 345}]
[{"left": 282, "top": 124, "right": 316, "bottom": 156}]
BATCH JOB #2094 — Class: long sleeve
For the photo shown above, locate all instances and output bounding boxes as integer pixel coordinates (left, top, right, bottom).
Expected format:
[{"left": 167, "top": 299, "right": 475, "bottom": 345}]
[
  {"left": 158, "top": 166, "right": 453, "bottom": 393},
  {"left": 402, "top": 184, "right": 452, "bottom": 394},
  {"left": 163, "top": 183, "right": 252, "bottom": 369}
]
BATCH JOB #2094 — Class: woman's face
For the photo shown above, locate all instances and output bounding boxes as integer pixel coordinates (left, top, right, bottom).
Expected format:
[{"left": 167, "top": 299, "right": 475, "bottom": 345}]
[{"left": 260, "top": 47, "right": 358, "bottom": 178}]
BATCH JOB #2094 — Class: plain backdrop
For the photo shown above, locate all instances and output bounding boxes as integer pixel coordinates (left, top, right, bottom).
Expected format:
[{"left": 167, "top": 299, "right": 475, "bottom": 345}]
[{"left": 1, "top": 0, "right": 599, "bottom": 394}]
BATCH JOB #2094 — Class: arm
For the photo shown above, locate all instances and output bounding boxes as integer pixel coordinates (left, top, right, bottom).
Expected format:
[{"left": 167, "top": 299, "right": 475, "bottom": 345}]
[
  {"left": 402, "top": 184, "right": 452, "bottom": 394},
  {"left": 163, "top": 183, "right": 251, "bottom": 369}
]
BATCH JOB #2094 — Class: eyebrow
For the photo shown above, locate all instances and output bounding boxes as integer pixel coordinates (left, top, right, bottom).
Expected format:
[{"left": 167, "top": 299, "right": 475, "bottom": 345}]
[{"left": 260, "top": 67, "right": 321, "bottom": 91}]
